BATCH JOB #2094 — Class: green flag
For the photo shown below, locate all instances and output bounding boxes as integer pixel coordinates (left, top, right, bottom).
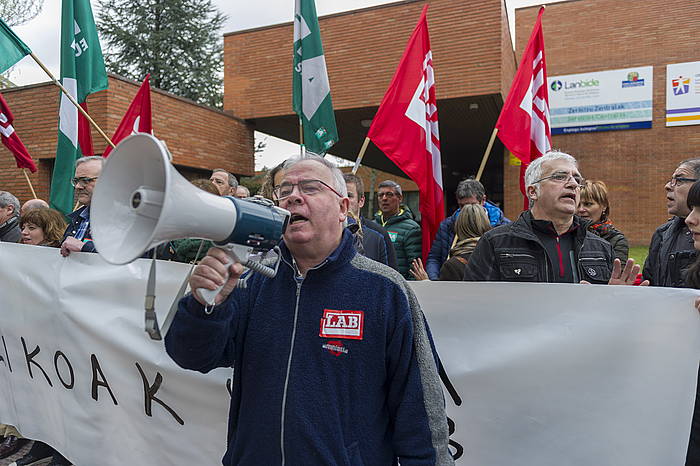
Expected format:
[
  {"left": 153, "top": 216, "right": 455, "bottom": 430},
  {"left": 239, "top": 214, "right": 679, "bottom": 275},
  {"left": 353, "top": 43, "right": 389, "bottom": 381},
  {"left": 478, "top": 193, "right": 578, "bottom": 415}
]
[
  {"left": 0, "top": 18, "right": 31, "bottom": 74},
  {"left": 292, "top": 0, "right": 338, "bottom": 155},
  {"left": 50, "top": 0, "right": 108, "bottom": 215}
]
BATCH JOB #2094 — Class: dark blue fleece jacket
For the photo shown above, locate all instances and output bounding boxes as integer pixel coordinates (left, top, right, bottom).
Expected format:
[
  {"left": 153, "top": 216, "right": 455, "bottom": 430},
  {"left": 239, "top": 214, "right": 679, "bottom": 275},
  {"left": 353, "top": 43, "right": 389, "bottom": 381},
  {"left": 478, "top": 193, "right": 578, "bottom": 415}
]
[{"left": 165, "top": 229, "right": 452, "bottom": 466}]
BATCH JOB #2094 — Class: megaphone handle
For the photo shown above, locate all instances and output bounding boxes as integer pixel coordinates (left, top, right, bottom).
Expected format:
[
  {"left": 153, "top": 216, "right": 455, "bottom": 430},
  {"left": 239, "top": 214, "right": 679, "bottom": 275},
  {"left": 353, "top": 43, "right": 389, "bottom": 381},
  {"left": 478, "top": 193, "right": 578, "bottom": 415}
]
[{"left": 195, "top": 244, "right": 252, "bottom": 308}]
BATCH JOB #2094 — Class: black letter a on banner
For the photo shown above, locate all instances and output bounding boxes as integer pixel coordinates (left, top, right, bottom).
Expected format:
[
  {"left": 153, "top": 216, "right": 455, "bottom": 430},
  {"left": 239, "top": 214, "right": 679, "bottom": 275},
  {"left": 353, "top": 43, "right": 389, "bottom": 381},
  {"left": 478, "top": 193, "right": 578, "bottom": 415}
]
[{"left": 90, "top": 354, "right": 118, "bottom": 405}]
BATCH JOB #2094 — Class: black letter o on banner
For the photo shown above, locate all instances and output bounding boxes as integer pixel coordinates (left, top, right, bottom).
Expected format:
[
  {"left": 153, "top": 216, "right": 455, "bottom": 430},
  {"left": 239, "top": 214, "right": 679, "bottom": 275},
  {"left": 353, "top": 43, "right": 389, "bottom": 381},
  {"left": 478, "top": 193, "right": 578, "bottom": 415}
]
[{"left": 54, "top": 351, "right": 74, "bottom": 389}]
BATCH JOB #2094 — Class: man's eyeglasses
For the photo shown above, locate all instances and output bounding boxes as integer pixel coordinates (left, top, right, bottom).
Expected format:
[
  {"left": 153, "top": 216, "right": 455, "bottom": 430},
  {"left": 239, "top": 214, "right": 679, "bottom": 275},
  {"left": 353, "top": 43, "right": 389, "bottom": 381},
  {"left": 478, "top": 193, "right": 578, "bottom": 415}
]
[
  {"left": 377, "top": 192, "right": 397, "bottom": 199},
  {"left": 273, "top": 179, "right": 342, "bottom": 201},
  {"left": 533, "top": 172, "right": 585, "bottom": 188},
  {"left": 668, "top": 176, "right": 698, "bottom": 187},
  {"left": 71, "top": 176, "right": 98, "bottom": 187}
]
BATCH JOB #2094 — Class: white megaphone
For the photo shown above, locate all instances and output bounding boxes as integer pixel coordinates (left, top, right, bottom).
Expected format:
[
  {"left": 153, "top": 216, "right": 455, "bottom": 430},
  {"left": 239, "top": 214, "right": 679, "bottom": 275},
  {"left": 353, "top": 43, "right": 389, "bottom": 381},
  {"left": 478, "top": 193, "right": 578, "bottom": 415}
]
[{"left": 91, "top": 133, "right": 290, "bottom": 307}]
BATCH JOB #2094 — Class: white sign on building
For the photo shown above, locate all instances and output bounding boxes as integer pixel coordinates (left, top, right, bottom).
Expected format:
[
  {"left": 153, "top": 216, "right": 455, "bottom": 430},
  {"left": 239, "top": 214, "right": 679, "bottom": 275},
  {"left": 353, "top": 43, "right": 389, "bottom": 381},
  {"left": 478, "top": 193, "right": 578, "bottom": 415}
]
[
  {"left": 666, "top": 61, "right": 700, "bottom": 127},
  {"left": 548, "top": 66, "right": 653, "bottom": 134}
]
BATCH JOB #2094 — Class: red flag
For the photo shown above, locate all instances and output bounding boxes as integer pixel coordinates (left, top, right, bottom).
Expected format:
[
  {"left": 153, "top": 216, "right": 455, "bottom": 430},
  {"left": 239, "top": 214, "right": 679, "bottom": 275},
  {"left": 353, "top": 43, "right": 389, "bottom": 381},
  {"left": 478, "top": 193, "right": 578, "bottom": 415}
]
[
  {"left": 103, "top": 74, "right": 152, "bottom": 157},
  {"left": 78, "top": 102, "right": 94, "bottom": 156},
  {"left": 367, "top": 5, "right": 444, "bottom": 261},
  {"left": 495, "top": 7, "right": 551, "bottom": 210},
  {"left": 0, "top": 93, "right": 36, "bottom": 172}
]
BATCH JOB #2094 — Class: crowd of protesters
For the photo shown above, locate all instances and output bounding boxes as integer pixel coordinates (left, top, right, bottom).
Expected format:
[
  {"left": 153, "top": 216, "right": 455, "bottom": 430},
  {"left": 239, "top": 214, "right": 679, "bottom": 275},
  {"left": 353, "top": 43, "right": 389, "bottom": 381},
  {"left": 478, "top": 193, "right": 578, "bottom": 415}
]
[{"left": 2, "top": 149, "right": 700, "bottom": 465}]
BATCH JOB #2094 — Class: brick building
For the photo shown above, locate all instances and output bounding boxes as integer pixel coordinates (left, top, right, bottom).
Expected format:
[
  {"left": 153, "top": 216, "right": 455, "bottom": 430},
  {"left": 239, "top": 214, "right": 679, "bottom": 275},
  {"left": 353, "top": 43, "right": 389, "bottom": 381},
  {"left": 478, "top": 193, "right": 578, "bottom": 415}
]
[
  {"left": 224, "top": 0, "right": 516, "bottom": 214},
  {"left": 512, "top": 0, "right": 700, "bottom": 245},
  {"left": 0, "top": 74, "right": 253, "bottom": 203}
]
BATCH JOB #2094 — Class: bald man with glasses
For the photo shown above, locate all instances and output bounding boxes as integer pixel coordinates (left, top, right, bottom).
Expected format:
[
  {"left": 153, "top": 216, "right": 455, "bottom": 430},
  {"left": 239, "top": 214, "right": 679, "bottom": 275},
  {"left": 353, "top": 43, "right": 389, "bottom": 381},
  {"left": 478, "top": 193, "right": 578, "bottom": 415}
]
[
  {"left": 464, "top": 151, "right": 645, "bottom": 285},
  {"left": 60, "top": 156, "right": 103, "bottom": 256}
]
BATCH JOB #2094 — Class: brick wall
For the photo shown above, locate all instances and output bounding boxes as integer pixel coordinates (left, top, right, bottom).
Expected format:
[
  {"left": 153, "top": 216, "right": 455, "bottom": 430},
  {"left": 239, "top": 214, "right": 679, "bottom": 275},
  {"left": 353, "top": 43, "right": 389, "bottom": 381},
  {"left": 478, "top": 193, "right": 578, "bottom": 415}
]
[
  {"left": 0, "top": 74, "right": 253, "bottom": 205},
  {"left": 224, "top": 0, "right": 509, "bottom": 118},
  {"left": 510, "top": 0, "right": 700, "bottom": 245}
]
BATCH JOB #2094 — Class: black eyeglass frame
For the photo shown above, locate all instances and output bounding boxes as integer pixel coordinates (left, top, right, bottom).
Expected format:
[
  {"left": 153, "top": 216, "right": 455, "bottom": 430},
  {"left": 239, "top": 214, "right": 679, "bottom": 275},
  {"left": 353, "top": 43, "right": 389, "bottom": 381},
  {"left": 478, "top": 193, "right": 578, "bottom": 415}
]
[
  {"left": 532, "top": 172, "right": 585, "bottom": 188},
  {"left": 70, "top": 176, "right": 99, "bottom": 187},
  {"left": 668, "top": 176, "right": 698, "bottom": 187},
  {"left": 273, "top": 178, "right": 342, "bottom": 201}
]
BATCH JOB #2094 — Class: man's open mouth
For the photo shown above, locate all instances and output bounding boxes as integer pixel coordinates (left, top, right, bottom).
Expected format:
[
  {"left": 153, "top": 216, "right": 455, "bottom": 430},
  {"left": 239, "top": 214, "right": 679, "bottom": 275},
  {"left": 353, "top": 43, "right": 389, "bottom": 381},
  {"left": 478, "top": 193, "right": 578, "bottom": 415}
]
[{"left": 290, "top": 213, "right": 308, "bottom": 224}]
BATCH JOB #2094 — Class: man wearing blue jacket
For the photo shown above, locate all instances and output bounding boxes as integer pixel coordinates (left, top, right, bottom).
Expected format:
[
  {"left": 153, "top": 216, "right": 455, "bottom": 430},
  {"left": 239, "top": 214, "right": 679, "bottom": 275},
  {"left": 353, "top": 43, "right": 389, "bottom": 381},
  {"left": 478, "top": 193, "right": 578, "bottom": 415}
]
[
  {"left": 426, "top": 178, "right": 510, "bottom": 280},
  {"left": 165, "top": 154, "right": 453, "bottom": 465}
]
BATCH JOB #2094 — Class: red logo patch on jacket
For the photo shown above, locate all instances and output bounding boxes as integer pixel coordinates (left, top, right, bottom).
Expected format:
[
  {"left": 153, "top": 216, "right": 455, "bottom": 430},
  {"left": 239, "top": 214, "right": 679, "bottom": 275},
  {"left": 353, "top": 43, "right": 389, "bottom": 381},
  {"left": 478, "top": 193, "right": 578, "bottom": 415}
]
[{"left": 319, "top": 309, "right": 364, "bottom": 340}]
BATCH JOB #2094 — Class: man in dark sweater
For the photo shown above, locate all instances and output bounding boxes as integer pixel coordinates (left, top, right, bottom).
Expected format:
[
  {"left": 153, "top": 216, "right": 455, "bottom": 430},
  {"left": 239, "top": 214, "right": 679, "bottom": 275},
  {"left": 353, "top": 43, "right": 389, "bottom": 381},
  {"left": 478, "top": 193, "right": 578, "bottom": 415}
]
[
  {"left": 0, "top": 191, "right": 20, "bottom": 243},
  {"left": 464, "top": 151, "right": 645, "bottom": 285},
  {"left": 374, "top": 180, "right": 422, "bottom": 279},
  {"left": 165, "top": 154, "right": 452, "bottom": 465},
  {"left": 343, "top": 173, "right": 398, "bottom": 270}
]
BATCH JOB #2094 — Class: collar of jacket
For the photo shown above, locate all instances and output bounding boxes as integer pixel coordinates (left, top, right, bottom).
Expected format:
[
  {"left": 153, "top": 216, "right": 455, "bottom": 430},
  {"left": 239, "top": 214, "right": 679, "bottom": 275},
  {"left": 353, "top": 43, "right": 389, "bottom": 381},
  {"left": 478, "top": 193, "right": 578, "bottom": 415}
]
[
  {"left": 0, "top": 215, "right": 18, "bottom": 234},
  {"left": 67, "top": 204, "right": 90, "bottom": 222},
  {"left": 279, "top": 228, "right": 356, "bottom": 276},
  {"left": 511, "top": 211, "right": 587, "bottom": 242}
]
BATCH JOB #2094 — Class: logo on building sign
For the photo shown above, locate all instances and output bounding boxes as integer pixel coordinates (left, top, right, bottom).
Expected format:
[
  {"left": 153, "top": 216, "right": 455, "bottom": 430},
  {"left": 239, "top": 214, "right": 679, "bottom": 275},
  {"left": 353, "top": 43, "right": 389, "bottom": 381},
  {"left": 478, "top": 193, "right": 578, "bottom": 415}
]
[
  {"left": 672, "top": 77, "right": 691, "bottom": 96},
  {"left": 550, "top": 80, "right": 562, "bottom": 91},
  {"left": 622, "top": 71, "right": 645, "bottom": 88},
  {"left": 322, "top": 340, "right": 348, "bottom": 356},
  {"left": 319, "top": 309, "right": 364, "bottom": 340}
]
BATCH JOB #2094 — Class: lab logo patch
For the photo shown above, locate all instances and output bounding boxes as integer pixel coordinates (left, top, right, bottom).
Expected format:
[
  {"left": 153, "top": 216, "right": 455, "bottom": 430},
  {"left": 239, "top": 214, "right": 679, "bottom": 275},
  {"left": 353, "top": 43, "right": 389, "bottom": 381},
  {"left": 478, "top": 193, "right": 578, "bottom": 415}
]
[
  {"left": 319, "top": 309, "right": 364, "bottom": 340},
  {"left": 322, "top": 340, "right": 348, "bottom": 357}
]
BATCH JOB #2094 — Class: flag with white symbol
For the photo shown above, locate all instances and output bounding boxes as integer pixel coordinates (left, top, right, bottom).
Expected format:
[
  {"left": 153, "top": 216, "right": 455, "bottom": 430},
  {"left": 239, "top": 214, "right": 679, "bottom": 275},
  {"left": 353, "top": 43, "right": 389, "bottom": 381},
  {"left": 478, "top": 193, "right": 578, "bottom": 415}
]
[
  {"left": 0, "top": 93, "right": 36, "bottom": 172},
  {"left": 103, "top": 75, "right": 152, "bottom": 157},
  {"left": 50, "top": 0, "right": 108, "bottom": 215},
  {"left": 366, "top": 5, "right": 444, "bottom": 261},
  {"left": 292, "top": 0, "right": 338, "bottom": 155},
  {"left": 495, "top": 7, "right": 551, "bottom": 209}
]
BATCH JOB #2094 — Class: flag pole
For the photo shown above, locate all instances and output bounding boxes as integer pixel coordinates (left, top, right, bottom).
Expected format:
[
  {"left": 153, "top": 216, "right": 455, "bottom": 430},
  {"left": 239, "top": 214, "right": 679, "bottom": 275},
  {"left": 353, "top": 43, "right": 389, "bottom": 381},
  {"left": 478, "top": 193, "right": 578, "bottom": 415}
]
[
  {"left": 476, "top": 128, "right": 498, "bottom": 181},
  {"left": 21, "top": 168, "right": 37, "bottom": 198},
  {"left": 298, "top": 117, "right": 306, "bottom": 157},
  {"left": 351, "top": 137, "right": 371, "bottom": 175},
  {"left": 29, "top": 52, "right": 115, "bottom": 149}
]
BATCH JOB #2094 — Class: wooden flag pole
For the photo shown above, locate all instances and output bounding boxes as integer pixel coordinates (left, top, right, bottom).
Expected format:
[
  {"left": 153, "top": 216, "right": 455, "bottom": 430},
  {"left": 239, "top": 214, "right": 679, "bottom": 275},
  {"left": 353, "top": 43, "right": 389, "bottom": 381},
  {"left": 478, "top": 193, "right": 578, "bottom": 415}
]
[
  {"left": 22, "top": 168, "right": 37, "bottom": 199},
  {"left": 29, "top": 52, "right": 115, "bottom": 149},
  {"left": 476, "top": 127, "right": 498, "bottom": 181},
  {"left": 351, "top": 137, "right": 371, "bottom": 175},
  {"left": 298, "top": 117, "right": 306, "bottom": 157}
]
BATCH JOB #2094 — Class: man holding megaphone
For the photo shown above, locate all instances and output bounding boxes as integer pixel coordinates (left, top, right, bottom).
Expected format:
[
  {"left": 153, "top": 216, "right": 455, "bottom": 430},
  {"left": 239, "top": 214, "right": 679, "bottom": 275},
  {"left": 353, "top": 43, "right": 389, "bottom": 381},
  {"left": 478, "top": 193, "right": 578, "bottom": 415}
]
[{"left": 165, "top": 154, "right": 453, "bottom": 465}]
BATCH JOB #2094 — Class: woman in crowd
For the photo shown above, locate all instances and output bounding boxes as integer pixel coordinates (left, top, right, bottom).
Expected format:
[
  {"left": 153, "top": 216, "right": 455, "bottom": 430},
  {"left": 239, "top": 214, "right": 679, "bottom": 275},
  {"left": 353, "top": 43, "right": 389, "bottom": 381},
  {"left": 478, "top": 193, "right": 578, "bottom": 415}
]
[
  {"left": 577, "top": 180, "right": 629, "bottom": 263},
  {"left": 410, "top": 204, "right": 491, "bottom": 281},
  {"left": 680, "top": 180, "right": 700, "bottom": 464},
  {"left": 19, "top": 208, "right": 66, "bottom": 247}
]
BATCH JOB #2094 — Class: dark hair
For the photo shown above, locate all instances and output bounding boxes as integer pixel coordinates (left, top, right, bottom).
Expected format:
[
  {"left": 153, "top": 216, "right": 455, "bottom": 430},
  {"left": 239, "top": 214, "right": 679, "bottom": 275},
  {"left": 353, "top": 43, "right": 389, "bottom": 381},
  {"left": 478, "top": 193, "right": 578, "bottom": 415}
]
[
  {"left": 455, "top": 178, "right": 485, "bottom": 202},
  {"left": 342, "top": 173, "right": 364, "bottom": 197},
  {"left": 684, "top": 180, "right": 700, "bottom": 288},
  {"left": 258, "top": 160, "right": 288, "bottom": 200},
  {"left": 681, "top": 158, "right": 700, "bottom": 180},
  {"left": 20, "top": 208, "right": 67, "bottom": 247},
  {"left": 191, "top": 179, "right": 220, "bottom": 196},
  {"left": 378, "top": 180, "right": 402, "bottom": 196}
]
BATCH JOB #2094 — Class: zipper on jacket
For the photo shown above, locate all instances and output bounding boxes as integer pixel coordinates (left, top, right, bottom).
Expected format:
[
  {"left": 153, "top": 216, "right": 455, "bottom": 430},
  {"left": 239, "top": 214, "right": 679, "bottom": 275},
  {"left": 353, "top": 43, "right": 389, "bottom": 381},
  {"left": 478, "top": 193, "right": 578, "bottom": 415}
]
[
  {"left": 280, "top": 279, "right": 303, "bottom": 465},
  {"left": 499, "top": 253, "right": 536, "bottom": 259}
]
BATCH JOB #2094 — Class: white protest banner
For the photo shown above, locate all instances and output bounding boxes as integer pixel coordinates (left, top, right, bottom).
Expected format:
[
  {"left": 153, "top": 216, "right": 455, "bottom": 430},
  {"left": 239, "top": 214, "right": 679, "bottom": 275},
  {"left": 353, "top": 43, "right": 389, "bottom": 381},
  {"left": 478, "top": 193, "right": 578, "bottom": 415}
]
[
  {"left": 1, "top": 243, "right": 698, "bottom": 465},
  {"left": 548, "top": 66, "right": 653, "bottom": 134},
  {"left": 666, "top": 61, "right": 700, "bottom": 127}
]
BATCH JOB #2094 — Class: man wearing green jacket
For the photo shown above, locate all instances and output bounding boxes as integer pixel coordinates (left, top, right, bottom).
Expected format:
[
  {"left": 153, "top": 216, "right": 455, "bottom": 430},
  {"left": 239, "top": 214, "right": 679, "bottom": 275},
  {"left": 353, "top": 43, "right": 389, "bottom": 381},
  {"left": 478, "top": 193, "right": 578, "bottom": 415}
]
[{"left": 374, "top": 180, "right": 422, "bottom": 279}]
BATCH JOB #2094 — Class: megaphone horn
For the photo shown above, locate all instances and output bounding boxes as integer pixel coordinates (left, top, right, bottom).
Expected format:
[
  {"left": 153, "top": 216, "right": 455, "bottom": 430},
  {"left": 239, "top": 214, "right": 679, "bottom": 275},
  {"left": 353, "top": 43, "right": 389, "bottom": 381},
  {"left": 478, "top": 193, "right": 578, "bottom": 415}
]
[{"left": 91, "top": 133, "right": 289, "bottom": 266}]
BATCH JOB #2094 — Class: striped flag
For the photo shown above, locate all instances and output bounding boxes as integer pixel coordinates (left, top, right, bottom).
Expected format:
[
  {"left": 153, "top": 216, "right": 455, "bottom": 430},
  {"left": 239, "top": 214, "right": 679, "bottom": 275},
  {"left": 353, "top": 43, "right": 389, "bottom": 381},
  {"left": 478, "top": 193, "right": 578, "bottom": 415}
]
[
  {"left": 49, "top": 0, "right": 108, "bottom": 215},
  {"left": 495, "top": 7, "right": 551, "bottom": 209},
  {"left": 0, "top": 18, "right": 31, "bottom": 74},
  {"left": 366, "top": 5, "right": 444, "bottom": 261},
  {"left": 292, "top": 0, "right": 338, "bottom": 155}
]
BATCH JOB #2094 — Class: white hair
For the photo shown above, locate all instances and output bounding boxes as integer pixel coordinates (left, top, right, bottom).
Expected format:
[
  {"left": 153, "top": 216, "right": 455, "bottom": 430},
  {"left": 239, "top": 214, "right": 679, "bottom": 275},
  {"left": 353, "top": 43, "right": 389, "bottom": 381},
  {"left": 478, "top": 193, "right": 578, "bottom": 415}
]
[
  {"left": 281, "top": 153, "right": 348, "bottom": 197},
  {"left": 76, "top": 155, "right": 105, "bottom": 168},
  {"left": 524, "top": 150, "right": 578, "bottom": 196}
]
